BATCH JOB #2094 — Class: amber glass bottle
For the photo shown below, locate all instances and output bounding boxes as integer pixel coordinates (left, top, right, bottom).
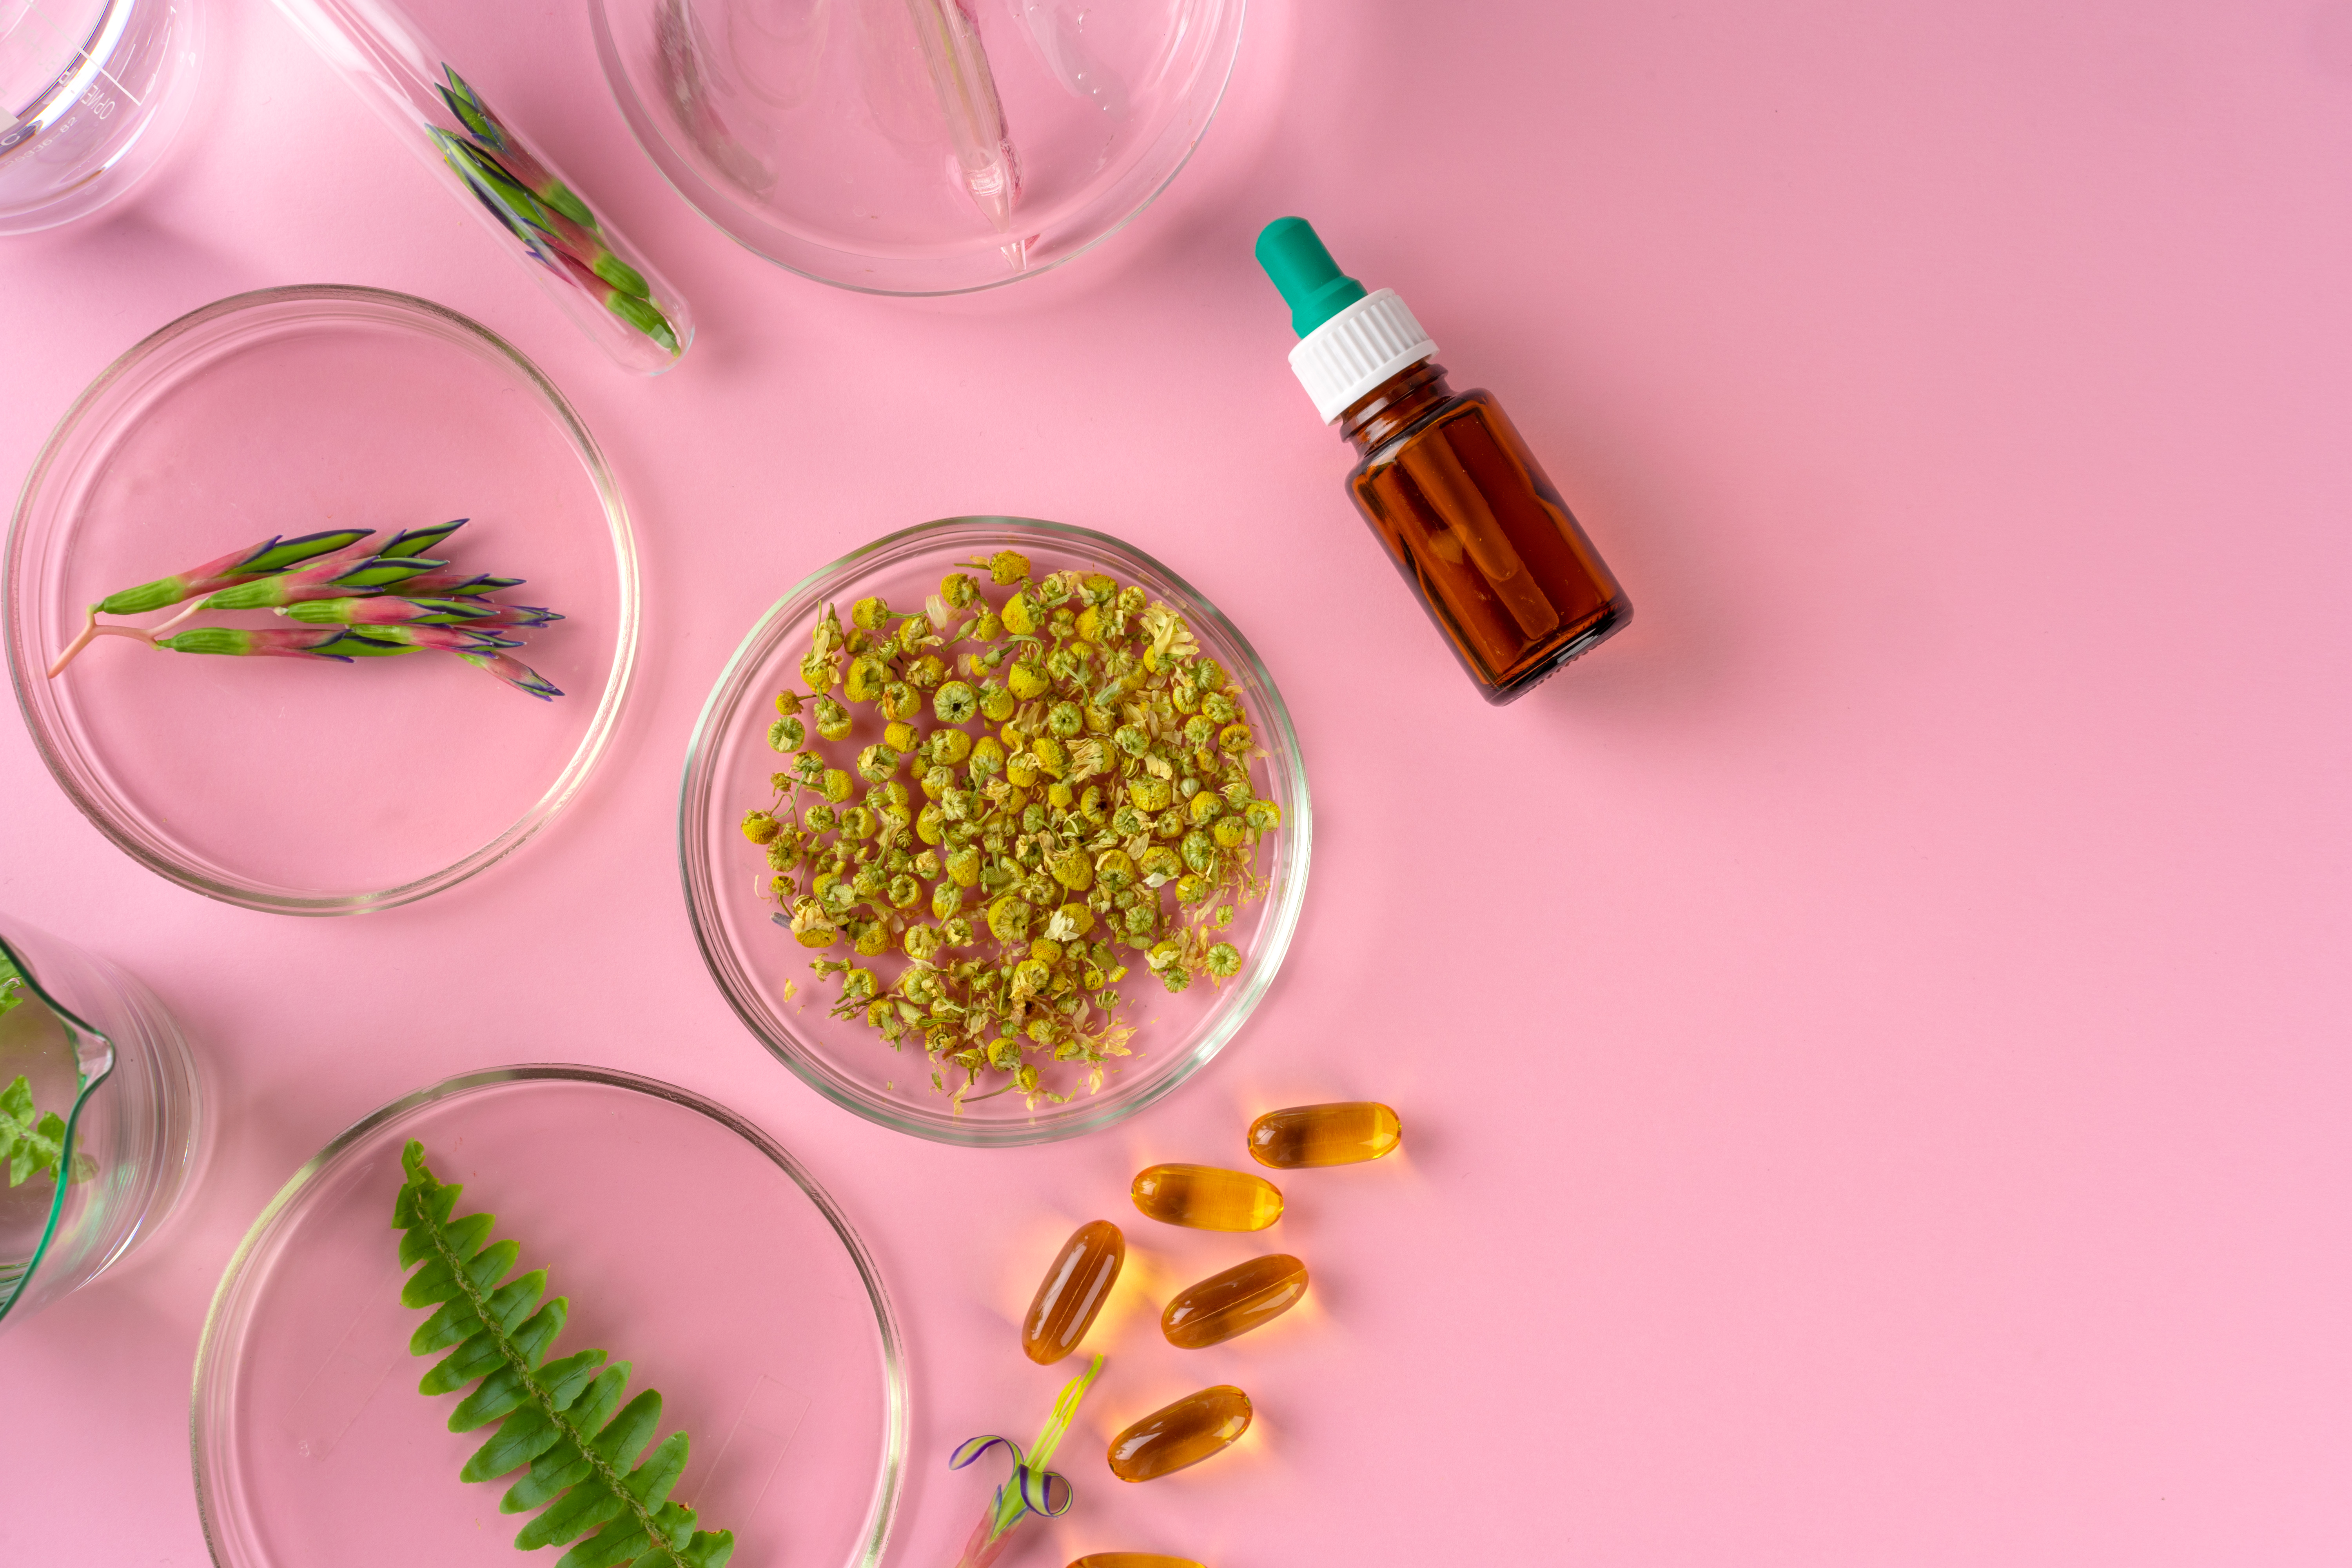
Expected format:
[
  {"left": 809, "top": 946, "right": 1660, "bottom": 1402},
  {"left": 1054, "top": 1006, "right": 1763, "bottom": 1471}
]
[{"left": 1257, "top": 218, "right": 1632, "bottom": 703}]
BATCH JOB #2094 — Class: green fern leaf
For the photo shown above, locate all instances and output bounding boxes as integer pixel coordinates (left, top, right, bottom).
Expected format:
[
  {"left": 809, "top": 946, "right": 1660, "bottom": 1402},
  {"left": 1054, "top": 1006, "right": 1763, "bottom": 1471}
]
[{"left": 392, "top": 1142, "right": 735, "bottom": 1568}]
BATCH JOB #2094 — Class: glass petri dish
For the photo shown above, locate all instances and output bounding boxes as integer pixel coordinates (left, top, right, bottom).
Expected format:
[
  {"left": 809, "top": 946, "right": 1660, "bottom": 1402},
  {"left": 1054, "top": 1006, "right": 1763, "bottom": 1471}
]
[
  {"left": 590, "top": 0, "right": 1246, "bottom": 294},
  {"left": 0, "top": 0, "right": 206, "bottom": 235},
  {"left": 679, "top": 517, "right": 1310, "bottom": 1146},
  {"left": 5, "top": 286, "right": 638, "bottom": 914},
  {"left": 0, "top": 912, "right": 205, "bottom": 1333},
  {"left": 192, "top": 1065, "right": 906, "bottom": 1568}
]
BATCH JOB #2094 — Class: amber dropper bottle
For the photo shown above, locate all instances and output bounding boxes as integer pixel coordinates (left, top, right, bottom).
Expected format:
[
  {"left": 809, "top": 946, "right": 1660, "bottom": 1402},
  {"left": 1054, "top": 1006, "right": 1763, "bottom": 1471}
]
[{"left": 1254, "top": 218, "right": 1632, "bottom": 704}]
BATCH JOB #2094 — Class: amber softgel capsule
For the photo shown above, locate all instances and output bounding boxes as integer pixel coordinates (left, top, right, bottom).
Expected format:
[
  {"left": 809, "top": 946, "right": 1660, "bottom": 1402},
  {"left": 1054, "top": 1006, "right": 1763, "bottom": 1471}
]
[
  {"left": 1130, "top": 1163, "right": 1282, "bottom": 1231},
  {"left": 1022, "top": 1220, "right": 1125, "bottom": 1364},
  {"left": 1107, "top": 1386, "right": 1254, "bottom": 1481},
  {"left": 1161, "top": 1254, "right": 1309, "bottom": 1349},
  {"left": 1246, "top": 1101, "right": 1402, "bottom": 1168}
]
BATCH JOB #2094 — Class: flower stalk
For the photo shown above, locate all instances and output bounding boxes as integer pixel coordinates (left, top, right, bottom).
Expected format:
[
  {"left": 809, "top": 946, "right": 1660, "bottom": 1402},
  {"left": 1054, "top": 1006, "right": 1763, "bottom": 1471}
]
[
  {"left": 947, "top": 1354, "right": 1103, "bottom": 1568},
  {"left": 427, "top": 65, "right": 683, "bottom": 361},
  {"left": 51, "top": 520, "right": 566, "bottom": 699}
]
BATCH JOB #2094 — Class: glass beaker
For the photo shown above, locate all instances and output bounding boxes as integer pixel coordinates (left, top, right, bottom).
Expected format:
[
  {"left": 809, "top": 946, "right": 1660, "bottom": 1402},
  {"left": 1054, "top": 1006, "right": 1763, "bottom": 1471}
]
[
  {"left": 0, "top": 0, "right": 202, "bottom": 234},
  {"left": 0, "top": 914, "right": 204, "bottom": 1332}
]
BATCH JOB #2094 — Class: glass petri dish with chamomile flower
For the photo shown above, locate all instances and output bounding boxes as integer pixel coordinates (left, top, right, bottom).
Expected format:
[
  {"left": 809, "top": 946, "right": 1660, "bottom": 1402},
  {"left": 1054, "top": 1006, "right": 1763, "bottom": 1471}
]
[{"left": 679, "top": 517, "right": 1308, "bottom": 1147}]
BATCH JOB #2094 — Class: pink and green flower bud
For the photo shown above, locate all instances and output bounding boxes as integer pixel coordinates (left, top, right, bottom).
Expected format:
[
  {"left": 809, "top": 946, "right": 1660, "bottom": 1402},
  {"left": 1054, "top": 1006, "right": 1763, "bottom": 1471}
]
[
  {"left": 185, "top": 524, "right": 420, "bottom": 604},
  {"left": 554, "top": 251, "right": 679, "bottom": 356},
  {"left": 94, "top": 528, "right": 372, "bottom": 614},
  {"left": 311, "top": 632, "right": 417, "bottom": 659},
  {"left": 455, "top": 650, "right": 563, "bottom": 701},
  {"left": 392, "top": 568, "right": 523, "bottom": 599},
  {"left": 435, "top": 133, "right": 641, "bottom": 295},
  {"left": 377, "top": 518, "right": 468, "bottom": 559},
  {"left": 354, "top": 624, "right": 520, "bottom": 654},
  {"left": 284, "top": 596, "right": 501, "bottom": 627},
  {"left": 435, "top": 68, "right": 596, "bottom": 230},
  {"left": 202, "top": 555, "right": 448, "bottom": 610},
  {"left": 434, "top": 130, "right": 563, "bottom": 263},
  {"left": 434, "top": 133, "right": 673, "bottom": 355},
  {"left": 465, "top": 603, "right": 561, "bottom": 627},
  {"left": 156, "top": 626, "right": 363, "bottom": 661}
]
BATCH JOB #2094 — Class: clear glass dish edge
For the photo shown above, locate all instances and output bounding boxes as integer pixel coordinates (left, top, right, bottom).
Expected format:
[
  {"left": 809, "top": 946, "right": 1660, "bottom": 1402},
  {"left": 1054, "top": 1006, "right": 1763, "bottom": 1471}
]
[
  {"left": 587, "top": 0, "right": 1248, "bottom": 297},
  {"left": 4, "top": 284, "right": 642, "bottom": 916},
  {"left": 189, "top": 1061, "right": 908, "bottom": 1568}
]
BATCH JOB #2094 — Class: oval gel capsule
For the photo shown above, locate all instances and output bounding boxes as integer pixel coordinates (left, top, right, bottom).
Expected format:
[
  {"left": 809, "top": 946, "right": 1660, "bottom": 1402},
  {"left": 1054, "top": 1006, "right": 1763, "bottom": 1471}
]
[
  {"left": 1131, "top": 1164, "right": 1282, "bottom": 1231},
  {"left": 1107, "top": 1385, "right": 1253, "bottom": 1481},
  {"left": 1247, "top": 1102, "right": 1402, "bottom": 1168},
  {"left": 1161, "top": 1254, "right": 1309, "bottom": 1349},
  {"left": 1068, "top": 1557, "right": 1208, "bottom": 1568},
  {"left": 1024, "top": 1219, "right": 1125, "bottom": 1364}
]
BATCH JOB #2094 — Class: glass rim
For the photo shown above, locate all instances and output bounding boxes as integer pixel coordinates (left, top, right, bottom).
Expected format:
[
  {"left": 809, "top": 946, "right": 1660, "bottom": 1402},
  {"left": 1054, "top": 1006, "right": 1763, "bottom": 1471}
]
[
  {"left": 0, "top": 927, "right": 114, "bottom": 1326},
  {"left": 0, "top": 0, "right": 206, "bottom": 236},
  {"left": 677, "top": 514, "right": 1313, "bottom": 1146},
  {"left": 189, "top": 1061, "right": 909, "bottom": 1568},
  {"left": 587, "top": 0, "right": 1249, "bottom": 297},
  {"left": 4, "top": 283, "right": 642, "bottom": 915}
]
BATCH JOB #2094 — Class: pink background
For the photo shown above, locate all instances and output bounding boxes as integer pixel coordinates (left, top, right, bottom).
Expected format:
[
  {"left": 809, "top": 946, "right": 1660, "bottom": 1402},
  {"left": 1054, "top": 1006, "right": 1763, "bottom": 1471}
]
[{"left": 5, "top": 0, "right": 2352, "bottom": 1563}]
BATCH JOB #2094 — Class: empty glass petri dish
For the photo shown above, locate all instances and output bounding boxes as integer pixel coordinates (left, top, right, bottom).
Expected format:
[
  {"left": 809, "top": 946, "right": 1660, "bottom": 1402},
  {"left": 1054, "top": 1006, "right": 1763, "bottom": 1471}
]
[
  {"left": 5, "top": 285, "right": 639, "bottom": 914},
  {"left": 678, "top": 517, "right": 1311, "bottom": 1146},
  {"left": 192, "top": 1065, "right": 906, "bottom": 1568},
  {"left": 590, "top": 0, "right": 1246, "bottom": 293},
  {"left": 0, "top": 0, "right": 204, "bottom": 233},
  {"left": 0, "top": 913, "right": 205, "bottom": 1334}
]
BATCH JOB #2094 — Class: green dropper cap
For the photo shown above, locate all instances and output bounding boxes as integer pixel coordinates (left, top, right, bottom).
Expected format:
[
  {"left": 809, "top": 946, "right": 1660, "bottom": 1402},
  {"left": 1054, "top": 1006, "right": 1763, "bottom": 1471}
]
[{"left": 1255, "top": 217, "right": 1367, "bottom": 338}]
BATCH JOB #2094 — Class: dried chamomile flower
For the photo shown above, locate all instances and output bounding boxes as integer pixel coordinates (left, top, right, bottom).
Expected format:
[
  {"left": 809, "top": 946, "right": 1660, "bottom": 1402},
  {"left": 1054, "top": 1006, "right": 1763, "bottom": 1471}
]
[
  {"left": 934, "top": 680, "right": 978, "bottom": 724},
  {"left": 988, "top": 895, "right": 1033, "bottom": 943},
  {"left": 845, "top": 656, "right": 889, "bottom": 703},
  {"left": 1008, "top": 659, "right": 1050, "bottom": 700}
]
